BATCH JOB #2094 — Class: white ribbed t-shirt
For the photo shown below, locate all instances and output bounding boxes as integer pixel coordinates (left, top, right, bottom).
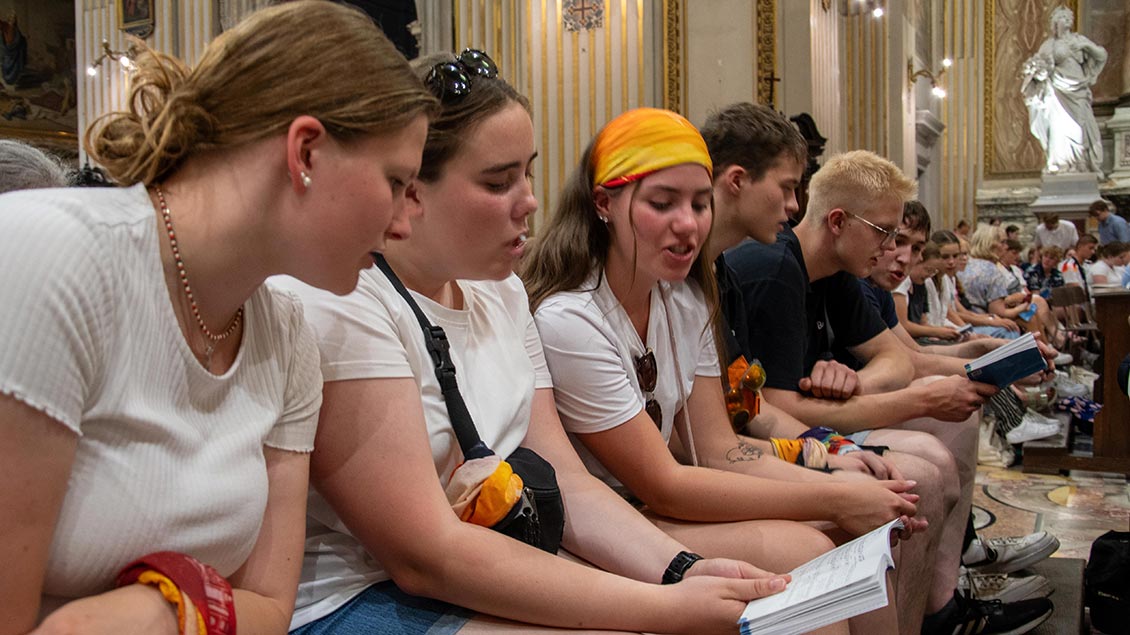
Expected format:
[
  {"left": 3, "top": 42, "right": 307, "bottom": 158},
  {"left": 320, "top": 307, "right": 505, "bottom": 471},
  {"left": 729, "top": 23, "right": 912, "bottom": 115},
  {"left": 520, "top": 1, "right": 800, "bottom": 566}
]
[{"left": 0, "top": 185, "right": 322, "bottom": 605}]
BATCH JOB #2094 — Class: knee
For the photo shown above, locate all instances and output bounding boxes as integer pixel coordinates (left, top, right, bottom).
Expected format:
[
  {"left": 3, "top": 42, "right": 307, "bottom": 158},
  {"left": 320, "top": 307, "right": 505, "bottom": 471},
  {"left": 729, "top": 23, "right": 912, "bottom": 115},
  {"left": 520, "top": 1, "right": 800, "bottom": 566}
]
[
  {"left": 778, "top": 522, "right": 836, "bottom": 567},
  {"left": 893, "top": 454, "right": 948, "bottom": 520}
]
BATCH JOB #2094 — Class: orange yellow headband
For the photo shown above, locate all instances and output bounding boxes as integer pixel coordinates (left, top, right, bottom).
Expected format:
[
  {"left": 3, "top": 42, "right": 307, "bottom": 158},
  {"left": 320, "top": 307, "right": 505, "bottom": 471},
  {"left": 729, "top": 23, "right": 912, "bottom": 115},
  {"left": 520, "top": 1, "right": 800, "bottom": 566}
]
[{"left": 591, "top": 108, "right": 712, "bottom": 188}]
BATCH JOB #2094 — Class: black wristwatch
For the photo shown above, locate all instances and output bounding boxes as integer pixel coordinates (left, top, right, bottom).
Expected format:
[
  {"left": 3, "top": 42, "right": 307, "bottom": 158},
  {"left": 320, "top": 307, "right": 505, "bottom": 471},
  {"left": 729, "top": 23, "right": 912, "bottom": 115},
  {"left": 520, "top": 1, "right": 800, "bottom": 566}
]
[{"left": 661, "top": 550, "right": 704, "bottom": 585}]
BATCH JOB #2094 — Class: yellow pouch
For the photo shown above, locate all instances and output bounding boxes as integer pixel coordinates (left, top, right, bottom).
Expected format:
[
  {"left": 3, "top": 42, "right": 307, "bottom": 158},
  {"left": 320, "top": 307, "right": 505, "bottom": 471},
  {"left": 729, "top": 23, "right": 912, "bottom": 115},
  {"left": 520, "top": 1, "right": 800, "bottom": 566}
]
[{"left": 446, "top": 455, "right": 525, "bottom": 527}]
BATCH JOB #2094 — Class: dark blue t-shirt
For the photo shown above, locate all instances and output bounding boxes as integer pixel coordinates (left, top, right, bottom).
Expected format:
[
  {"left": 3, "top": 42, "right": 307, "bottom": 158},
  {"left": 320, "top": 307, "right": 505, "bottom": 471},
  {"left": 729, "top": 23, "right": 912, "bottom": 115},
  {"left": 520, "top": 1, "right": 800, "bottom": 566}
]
[{"left": 720, "top": 226, "right": 887, "bottom": 392}]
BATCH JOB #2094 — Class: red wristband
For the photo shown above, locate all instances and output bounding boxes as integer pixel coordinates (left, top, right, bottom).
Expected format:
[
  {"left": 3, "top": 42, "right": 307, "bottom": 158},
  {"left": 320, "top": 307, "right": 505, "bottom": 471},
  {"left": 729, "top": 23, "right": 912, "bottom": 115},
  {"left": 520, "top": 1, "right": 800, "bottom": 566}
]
[{"left": 117, "top": 552, "right": 236, "bottom": 635}]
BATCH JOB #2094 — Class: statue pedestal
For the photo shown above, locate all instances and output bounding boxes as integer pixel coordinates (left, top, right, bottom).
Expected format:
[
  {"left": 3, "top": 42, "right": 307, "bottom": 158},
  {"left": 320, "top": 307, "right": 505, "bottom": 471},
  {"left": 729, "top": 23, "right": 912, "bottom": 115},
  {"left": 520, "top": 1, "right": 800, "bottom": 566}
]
[
  {"left": 1027, "top": 172, "right": 1102, "bottom": 221},
  {"left": 1107, "top": 106, "right": 1130, "bottom": 187}
]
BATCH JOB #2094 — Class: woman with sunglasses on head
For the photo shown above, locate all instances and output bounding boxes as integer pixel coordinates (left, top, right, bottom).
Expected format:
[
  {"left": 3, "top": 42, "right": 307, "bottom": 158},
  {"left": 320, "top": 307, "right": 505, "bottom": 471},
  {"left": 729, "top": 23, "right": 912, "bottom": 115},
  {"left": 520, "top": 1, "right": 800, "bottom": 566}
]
[
  {"left": 523, "top": 109, "right": 928, "bottom": 634},
  {"left": 0, "top": 3, "right": 435, "bottom": 635},
  {"left": 277, "top": 51, "right": 792, "bottom": 635}
]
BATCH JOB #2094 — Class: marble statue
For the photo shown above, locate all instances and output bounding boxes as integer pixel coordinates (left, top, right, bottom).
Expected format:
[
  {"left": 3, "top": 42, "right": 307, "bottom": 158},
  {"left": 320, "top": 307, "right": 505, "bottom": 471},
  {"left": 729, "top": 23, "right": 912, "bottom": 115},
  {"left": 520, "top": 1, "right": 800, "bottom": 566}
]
[{"left": 1020, "top": 7, "right": 1107, "bottom": 175}]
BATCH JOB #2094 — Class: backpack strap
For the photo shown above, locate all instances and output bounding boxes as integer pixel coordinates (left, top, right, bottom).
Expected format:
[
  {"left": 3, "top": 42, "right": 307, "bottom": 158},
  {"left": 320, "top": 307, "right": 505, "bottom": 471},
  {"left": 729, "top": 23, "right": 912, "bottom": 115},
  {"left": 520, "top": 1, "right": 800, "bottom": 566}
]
[{"left": 372, "top": 253, "right": 492, "bottom": 460}]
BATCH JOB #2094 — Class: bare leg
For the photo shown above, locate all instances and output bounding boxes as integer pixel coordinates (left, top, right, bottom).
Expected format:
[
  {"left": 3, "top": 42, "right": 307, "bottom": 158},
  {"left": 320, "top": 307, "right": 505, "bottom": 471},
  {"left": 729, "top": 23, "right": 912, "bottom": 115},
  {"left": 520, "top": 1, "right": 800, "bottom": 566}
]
[
  {"left": 866, "top": 412, "right": 978, "bottom": 614},
  {"left": 882, "top": 451, "right": 945, "bottom": 634}
]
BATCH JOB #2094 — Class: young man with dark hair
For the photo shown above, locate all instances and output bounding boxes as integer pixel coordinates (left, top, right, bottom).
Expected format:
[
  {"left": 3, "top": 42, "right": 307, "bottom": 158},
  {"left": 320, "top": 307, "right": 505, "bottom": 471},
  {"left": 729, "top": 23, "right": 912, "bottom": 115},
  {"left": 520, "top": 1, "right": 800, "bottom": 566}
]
[
  {"left": 1088, "top": 199, "right": 1130, "bottom": 244},
  {"left": 1033, "top": 213, "right": 1079, "bottom": 251},
  {"left": 1005, "top": 224, "right": 1020, "bottom": 241},
  {"left": 718, "top": 149, "right": 1054, "bottom": 635}
]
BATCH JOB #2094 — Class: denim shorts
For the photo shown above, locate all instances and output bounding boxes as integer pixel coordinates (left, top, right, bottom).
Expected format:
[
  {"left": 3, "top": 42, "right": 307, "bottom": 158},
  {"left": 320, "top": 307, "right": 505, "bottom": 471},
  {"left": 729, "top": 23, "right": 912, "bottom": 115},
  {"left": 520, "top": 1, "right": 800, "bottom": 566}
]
[{"left": 290, "top": 581, "right": 473, "bottom": 635}]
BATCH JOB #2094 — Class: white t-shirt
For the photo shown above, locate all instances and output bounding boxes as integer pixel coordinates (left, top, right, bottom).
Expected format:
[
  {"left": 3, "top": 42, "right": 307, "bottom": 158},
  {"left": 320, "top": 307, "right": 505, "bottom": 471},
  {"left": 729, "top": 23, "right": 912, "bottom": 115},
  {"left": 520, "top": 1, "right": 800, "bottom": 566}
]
[
  {"left": 923, "top": 276, "right": 957, "bottom": 327},
  {"left": 273, "top": 270, "right": 553, "bottom": 629},
  {"left": 533, "top": 272, "right": 719, "bottom": 490},
  {"left": 1033, "top": 220, "right": 1079, "bottom": 251},
  {"left": 1089, "top": 260, "right": 1118, "bottom": 284},
  {"left": 0, "top": 185, "right": 322, "bottom": 607}
]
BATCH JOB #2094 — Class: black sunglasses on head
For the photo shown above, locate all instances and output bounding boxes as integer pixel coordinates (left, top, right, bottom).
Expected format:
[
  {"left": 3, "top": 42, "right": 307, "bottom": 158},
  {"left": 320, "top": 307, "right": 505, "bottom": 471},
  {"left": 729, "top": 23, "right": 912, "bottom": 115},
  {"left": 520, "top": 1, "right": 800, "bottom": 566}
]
[{"left": 426, "top": 49, "right": 498, "bottom": 102}]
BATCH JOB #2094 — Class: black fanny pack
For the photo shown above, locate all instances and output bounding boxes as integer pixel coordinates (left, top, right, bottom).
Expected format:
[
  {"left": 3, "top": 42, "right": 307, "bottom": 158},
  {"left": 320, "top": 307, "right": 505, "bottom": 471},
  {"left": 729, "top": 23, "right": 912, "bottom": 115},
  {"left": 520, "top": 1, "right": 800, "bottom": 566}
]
[{"left": 374, "top": 254, "right": 564, "bottom": 553}]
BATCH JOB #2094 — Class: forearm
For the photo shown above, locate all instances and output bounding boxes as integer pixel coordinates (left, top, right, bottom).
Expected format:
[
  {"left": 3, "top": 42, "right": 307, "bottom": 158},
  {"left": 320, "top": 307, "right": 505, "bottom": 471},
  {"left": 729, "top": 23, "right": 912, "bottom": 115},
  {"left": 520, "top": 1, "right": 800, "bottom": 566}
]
[
  {"left": 932, "top": 338, "right": 999, "bottom": 359},
  {"left": 644, "top": 463, "right": 847, "bottom": 524},
  {"left": 556, "top": 467, "right": 688, "bottom": 583},
  {"left": 855, "top": 353, "right": 915, "bottom": 393},
  {"left": 907, "top": 349, "right": 967, "bottom": 378},
  {"left": 703, "top": 436, "right": 836, "bottom": 483},
  {"left": 743, "top": 399, "right": 811, "bottom": 438},
  {"left": 401, "top": 522, "right": 677, "bottom": 632},
  {"left": 902, "top": 320, "right": 946, "bottom": 339},
  {"left": 763, "top": 387, "right": 925, "bottom": 434},
  {"left": 232, "top": 590, "right": 292, "bottom": 635}
]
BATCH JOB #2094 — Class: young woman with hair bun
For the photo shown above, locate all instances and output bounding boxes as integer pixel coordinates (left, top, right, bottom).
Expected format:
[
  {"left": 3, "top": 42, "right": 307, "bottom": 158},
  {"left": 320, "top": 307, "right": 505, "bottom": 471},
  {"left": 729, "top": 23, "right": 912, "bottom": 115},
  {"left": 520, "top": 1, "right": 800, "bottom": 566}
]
[{"left": 0, "top": 2, "right": 436, "bottom": 634}]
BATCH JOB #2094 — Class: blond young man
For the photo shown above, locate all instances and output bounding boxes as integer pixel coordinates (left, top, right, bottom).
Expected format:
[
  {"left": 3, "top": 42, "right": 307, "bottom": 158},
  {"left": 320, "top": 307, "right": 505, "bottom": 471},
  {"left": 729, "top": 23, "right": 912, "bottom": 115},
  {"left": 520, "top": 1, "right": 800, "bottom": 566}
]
[{"left": 717, "top": 148, "right": 1053, "bottom": 635}]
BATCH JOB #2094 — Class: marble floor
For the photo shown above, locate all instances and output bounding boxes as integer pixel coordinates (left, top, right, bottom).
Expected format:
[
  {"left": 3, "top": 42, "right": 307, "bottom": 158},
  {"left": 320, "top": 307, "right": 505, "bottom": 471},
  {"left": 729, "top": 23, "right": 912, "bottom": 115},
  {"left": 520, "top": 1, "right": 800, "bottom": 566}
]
[
  {"left": 972, "top": 465, "right": 1129, "bottom": 559},
  {"left": 971, "top": 465, "right": 1129, "bottom": 634}
]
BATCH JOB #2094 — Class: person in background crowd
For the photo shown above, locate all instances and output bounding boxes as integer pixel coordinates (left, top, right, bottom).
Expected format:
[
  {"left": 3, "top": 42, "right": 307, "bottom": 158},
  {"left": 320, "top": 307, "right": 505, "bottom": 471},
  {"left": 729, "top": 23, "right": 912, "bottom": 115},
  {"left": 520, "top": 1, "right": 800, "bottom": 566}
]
[
  {"left": 0, "top": 3, "right": 440, "bottom": 635},
  {"left": 1059, "top": 234, "right": 1097, "bottom": 293},
  {"left": 1089, "top": 242, "right": 1128, "bottom": 285},
  {"left": 0, "top": 139, "right": 71, "bottom": 193},
  {"left": 1000, "top": 239, "right": 1028, "bottom": 290},
  {"left": 1023, "top": 245, "right": 1066, "bottom": 298},
  {"left": 954, "top": 219, "right": 971, "bottom": 241},
  {"left": 1089, "top": 199, "right": 1130, "bottom": 245},
  {"left": 1033, "top": 213, "right": 1078, "bottom": 251}
]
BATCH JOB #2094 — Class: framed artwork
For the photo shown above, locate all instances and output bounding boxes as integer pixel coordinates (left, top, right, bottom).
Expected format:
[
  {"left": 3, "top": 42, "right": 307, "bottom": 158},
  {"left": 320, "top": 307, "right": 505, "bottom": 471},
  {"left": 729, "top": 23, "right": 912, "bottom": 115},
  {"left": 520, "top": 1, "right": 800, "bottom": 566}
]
[
  {"left": 119, "top": 0, "right": 154, "bottom": 38},
  {"left": 0, "top": 1, "right": 77, "bottom": 148}
]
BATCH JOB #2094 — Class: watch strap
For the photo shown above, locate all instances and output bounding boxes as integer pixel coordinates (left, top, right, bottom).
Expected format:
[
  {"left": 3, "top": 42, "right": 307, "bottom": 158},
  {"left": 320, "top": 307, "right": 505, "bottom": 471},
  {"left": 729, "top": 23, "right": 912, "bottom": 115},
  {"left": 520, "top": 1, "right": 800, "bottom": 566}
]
[{"left": 661, "top": 550, "right": 703, "bottom": 585}]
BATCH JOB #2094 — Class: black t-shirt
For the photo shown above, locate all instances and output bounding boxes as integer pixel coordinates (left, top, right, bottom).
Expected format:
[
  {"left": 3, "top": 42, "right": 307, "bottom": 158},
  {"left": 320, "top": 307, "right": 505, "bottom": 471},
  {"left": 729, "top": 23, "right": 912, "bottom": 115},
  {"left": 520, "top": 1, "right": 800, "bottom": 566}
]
[
  {"left": 908, "top": 282, "right": 927, "bottom": 324},
  {"left": 858, "top": 278, "right": 898, "bottom": 329},
  {"left": 721, "top": 226, "right": 888, "bottom": 392},
  {"left": 715, "top": 253, "right": 747, "bottom": 368}
]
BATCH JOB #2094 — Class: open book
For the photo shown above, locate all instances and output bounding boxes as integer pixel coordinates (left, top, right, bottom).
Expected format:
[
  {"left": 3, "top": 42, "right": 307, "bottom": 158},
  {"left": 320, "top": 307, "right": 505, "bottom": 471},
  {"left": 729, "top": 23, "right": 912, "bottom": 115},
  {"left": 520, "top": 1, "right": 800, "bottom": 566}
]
[
  {"left": 738, "top": 518, "right": 903, "bottom": 635},
  {"left": 964, "top": 332, "right": 1048, "bottom": 388}
]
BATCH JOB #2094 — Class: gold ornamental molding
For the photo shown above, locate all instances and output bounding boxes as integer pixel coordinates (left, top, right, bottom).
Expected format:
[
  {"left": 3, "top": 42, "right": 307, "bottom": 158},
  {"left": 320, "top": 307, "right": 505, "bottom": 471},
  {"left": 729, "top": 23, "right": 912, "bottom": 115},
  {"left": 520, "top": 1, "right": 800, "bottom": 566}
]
[
  {"left": 662, "top": 0, "right": 685, "bottom": 114},
  {"left": 756, "top": 0, "right": 777, "bottom": 108}
]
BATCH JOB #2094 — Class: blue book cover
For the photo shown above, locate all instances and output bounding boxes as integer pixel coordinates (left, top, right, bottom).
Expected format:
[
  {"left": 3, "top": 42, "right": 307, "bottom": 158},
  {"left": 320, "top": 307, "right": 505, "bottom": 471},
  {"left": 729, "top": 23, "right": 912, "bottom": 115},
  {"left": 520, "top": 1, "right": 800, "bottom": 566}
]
[{"left": 964, "top": 334, "right": 1047, "bottom": 388}]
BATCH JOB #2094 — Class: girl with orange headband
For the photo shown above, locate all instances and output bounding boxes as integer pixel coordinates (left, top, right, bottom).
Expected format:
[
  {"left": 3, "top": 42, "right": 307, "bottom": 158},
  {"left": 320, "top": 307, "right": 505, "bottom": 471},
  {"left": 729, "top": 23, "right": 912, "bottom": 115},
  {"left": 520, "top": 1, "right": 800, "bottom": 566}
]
[{"left": 524, "top": 108, "right": 930, "bottom": 633}]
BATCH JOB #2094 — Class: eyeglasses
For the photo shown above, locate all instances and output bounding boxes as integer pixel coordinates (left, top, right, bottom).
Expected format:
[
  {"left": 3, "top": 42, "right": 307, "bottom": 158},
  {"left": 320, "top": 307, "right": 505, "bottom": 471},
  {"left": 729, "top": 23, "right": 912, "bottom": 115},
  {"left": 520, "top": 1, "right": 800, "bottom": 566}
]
[
  {"left": 634, "top": 348, "right": 662, "bottom": 428},
  {"left": 426, "top": 49, "right": 498, "bottom": 102},
  {"left": 843, "top": 210, "right": 900, "bottom": 247}
]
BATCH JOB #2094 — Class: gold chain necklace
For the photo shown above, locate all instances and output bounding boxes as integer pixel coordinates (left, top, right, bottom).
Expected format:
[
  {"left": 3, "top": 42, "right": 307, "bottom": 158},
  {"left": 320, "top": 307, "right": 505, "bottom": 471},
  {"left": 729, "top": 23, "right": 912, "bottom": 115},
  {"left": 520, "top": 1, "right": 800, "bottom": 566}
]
[{"left": 155, "top": 185, "right": 243, "bottom": 362}]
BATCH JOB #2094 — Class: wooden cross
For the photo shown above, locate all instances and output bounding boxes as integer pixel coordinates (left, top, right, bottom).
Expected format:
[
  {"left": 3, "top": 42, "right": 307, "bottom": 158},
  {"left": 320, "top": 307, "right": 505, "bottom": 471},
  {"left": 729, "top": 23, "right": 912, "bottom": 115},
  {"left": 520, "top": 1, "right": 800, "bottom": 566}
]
[{"left": 760, "top": 71, "right": 782, "bottom": 106}]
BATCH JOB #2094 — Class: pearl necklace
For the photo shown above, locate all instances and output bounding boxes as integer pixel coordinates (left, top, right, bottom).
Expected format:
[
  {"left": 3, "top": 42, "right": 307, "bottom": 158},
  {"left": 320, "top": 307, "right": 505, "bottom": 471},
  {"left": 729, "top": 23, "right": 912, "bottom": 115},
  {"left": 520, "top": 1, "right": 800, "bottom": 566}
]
[{"left": 155, "top": 185, "right": 243, "bottom": 361}]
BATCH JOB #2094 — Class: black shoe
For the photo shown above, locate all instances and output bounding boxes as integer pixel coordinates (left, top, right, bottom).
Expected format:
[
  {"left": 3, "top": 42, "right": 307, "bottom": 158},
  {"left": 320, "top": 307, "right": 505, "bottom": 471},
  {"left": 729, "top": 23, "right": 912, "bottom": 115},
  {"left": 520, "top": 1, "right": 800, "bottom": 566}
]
[{"left": 922, "top": 591, "right": 1053, "bottom": 635}]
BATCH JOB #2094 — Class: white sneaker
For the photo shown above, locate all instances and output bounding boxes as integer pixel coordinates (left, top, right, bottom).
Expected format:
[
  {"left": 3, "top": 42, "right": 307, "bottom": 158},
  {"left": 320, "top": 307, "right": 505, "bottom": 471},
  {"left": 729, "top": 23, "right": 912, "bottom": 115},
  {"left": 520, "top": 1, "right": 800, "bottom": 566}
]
[
  {"left": 1052, "top": 370, "right": 1088, "bottom": 398},
  {"left": 958, "top": 570, "right": 1054, "bottom": 603},
  {"left": 1053, "top": 352, "right": 1073, "bottom": 366},
  {"left": 1006, "top": 411, "right": 1061, "bottom": 444},
  {"left": 963, "top": 531, "right": 1061, "bottom": 574}
]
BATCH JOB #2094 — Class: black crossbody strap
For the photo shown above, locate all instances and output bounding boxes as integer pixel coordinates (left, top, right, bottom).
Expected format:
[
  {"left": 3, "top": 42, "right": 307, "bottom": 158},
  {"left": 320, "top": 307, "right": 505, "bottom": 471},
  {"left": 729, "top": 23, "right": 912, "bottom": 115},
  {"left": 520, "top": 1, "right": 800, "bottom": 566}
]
[{"left": 372, "top": 253, "right": 492, "bottom": 459}]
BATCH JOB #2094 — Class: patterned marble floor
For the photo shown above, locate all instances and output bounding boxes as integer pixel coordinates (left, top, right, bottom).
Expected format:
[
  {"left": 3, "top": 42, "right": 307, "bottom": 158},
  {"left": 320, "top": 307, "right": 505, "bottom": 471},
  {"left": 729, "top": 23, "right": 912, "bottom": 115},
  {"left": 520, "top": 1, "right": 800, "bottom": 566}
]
[
  {"left": 971, "top": 466, "right": 1129, "bottom": 633},
  {"left": 972, "top": 465, "right": 1130, "bottom": 560}
]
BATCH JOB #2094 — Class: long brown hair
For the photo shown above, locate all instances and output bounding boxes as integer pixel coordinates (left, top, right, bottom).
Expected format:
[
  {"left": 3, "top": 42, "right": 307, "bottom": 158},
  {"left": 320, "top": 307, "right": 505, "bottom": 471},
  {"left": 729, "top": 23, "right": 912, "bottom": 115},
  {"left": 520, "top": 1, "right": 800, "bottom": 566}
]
[{"left": 86, "top": 1, "right": 438, "bottom": 185}]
